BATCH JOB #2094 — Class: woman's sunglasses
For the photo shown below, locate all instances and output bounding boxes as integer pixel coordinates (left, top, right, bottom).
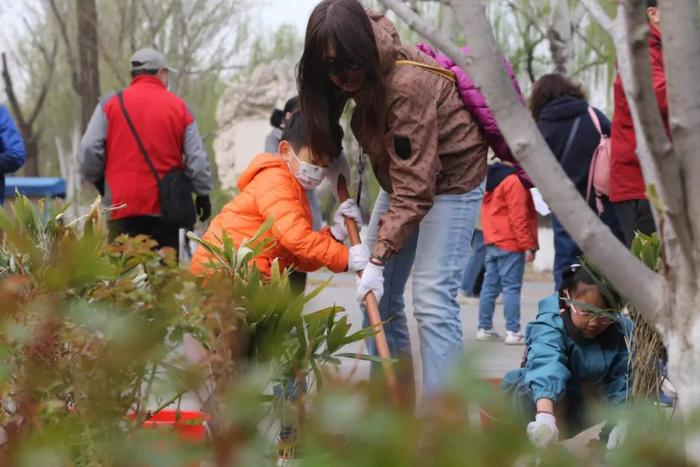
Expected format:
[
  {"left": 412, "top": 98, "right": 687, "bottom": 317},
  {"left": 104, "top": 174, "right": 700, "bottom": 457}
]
[{"left": 324, "top": 56, "right": 361, "bottom": 78}]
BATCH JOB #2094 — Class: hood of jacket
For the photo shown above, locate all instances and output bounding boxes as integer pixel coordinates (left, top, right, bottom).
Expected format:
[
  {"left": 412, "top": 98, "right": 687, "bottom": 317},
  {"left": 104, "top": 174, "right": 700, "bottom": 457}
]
[
  {"left": 237, "top": 153, "right": 289, "bottom": 192},
  {"left": 539, "top": 96, "right": 589, "bottom": 122},
  {"left": 367, "top": 10, "right": 403, "bottom": 75},
  {"left": 486, "top": 162, "right": 518, "bottom": 192}
]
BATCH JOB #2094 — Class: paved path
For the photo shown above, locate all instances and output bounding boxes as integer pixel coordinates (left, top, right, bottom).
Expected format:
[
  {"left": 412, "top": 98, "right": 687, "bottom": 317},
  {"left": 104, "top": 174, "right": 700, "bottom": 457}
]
[{"left": 306, "top": 271, "right": 555, "bottom": 391}]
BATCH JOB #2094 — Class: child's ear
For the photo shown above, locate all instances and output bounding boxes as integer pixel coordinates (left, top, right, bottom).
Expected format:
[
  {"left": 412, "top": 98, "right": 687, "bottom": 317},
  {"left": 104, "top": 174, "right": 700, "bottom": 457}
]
[{"left": 278, "top": 140, "right": 290, "bottom": 155}]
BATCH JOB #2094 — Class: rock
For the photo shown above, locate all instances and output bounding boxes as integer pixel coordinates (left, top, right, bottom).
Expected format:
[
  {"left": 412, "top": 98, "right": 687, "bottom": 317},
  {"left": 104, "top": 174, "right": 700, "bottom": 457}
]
[{"left": 214, "top": 61, "right": 297, "bottom": 190}]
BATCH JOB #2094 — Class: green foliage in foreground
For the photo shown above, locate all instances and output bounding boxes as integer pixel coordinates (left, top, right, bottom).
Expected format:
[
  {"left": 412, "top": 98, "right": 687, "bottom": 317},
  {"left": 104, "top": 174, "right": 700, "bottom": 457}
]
[{"left": 0, "top": 196, "right": 695, "bottom": 466}]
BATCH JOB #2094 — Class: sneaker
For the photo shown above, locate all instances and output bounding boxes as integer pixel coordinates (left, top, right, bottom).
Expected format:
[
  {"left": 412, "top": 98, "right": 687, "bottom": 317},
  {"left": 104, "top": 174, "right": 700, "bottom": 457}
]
[
  {"left": 476, "top": 328, "right": 502, "bottom": 341},
  {"left": 505, "top": 331, "right": 525, "bottom": 345}
]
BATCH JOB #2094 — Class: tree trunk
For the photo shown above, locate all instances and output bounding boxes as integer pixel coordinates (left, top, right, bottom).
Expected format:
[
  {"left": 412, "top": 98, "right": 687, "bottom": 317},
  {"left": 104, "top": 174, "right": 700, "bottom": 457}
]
[
  {"left": 22, "top": 138, "right": 39, "bottom": 177},
  {"left": 667, "top": 315, "right": 700, "bottom": 460},
  {"left": 548, "top": 0, "right": 573, "bottom": 75},
  {"left": 659, "top": 0, "right": 700, "bottom": 275},
  {"left": 77, "top": 0, "right": 100, "bottom": 133}
]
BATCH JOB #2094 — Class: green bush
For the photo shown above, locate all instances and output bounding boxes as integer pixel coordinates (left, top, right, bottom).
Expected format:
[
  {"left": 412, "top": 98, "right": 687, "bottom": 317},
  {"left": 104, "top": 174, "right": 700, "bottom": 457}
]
[{"left": 0, "top": 197, "right": 695, "bottom": 466}]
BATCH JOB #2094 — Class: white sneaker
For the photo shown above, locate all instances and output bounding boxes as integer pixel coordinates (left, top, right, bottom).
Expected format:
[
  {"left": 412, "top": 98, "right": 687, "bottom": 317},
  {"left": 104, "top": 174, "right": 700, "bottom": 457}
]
[
  {"left": 476, "top": 328, "right": 502, "bottom": 341},
  {"left": 505, "top": 331, "right": 525, "bottom": 345}
]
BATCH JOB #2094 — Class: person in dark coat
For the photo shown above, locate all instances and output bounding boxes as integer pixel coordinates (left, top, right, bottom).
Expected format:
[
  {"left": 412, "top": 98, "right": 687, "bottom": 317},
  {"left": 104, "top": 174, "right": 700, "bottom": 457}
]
[{"left": 530, "top": 74, "right": 623, "bottom": 290}]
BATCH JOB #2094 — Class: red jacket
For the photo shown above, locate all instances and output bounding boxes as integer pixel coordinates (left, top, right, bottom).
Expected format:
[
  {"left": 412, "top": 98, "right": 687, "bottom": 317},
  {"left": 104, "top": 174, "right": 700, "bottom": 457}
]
[
  {"left": 482, "top": 165, "right": 538, "bottom": 253},
  {"left": 609, "top": 26, "right": 669, "bottom": 203},
  {"left": 78, "top": 75, "right": 212, "bottom": 220}
]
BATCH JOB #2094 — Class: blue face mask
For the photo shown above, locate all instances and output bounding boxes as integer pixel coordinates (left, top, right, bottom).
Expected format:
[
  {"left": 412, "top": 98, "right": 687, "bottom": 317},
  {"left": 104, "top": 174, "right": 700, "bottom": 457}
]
[{"left": 289, "top": 149, "right": 327, "bottom": 190}]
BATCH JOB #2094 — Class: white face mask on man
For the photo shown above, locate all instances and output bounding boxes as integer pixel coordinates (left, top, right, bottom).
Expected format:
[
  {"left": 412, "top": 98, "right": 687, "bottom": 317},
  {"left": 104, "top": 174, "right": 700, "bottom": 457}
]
[{"left": 288, "top": 149, "right": 327, "bottom": 191}]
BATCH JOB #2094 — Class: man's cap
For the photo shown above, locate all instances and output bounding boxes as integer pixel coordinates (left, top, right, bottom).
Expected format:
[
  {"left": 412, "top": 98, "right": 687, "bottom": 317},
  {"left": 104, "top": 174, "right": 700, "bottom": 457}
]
[{"left": 130, "top": 47, "right": 176, "bottom": 72}]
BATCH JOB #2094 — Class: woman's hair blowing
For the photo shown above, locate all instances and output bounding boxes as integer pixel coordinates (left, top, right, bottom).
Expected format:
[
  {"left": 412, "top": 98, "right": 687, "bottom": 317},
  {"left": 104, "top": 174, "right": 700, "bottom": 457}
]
[{"left": 297, "top": 0, "right": 385, "bottom": 159}]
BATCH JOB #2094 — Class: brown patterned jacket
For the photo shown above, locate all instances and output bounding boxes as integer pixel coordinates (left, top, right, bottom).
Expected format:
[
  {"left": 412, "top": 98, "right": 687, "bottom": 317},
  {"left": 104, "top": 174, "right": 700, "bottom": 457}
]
[{"left": 351, "top": 10, "right": 488, "bottom": 259}]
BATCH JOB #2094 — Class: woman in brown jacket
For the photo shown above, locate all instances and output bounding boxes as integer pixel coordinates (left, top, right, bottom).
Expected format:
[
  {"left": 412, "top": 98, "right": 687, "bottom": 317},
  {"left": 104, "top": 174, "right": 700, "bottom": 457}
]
[{"left": 298, "top": 0, "right": 488, "bottom": 399}]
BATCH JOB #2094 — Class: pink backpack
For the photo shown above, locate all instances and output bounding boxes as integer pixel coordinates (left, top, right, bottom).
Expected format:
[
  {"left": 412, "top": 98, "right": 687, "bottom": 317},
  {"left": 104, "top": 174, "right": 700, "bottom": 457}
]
[{"left": 586, "top": 107, "right": 611, "bottom": 214}]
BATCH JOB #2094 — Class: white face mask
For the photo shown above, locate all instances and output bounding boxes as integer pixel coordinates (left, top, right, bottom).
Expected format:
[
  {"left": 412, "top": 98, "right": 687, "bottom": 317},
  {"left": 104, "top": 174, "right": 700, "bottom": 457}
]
[{"left": 289, "top": 149, "right": 327, "bottom": 190}]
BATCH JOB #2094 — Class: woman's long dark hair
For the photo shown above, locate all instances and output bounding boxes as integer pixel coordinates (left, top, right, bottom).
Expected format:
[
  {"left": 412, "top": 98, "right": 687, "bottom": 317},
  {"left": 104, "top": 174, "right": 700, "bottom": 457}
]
[
  {"left": 529, "top": 74, "right": 586, "bottom": 120},
  {"left": 297, "top": 0, "right": 385, "bottom": 160}
]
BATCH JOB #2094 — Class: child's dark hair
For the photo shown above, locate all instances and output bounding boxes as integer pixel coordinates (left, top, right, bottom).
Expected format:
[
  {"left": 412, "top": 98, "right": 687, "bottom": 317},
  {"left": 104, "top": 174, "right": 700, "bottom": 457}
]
[
  {"left": 647, "top": 0, "right": 657, "bottom": 7},
  {"left": 281, "top": 111, "right": 310, "bottom": 154},
  {"left": 558, "top": 262, "right": 622, "bottom": 311},
  {"left": 559, "top": 265, "right": 596, "bottom": 298},
  {"left": 270, "top": 109, "right": 286, "bottom": 129},
  {"left": 269, "top": 97, "right": 301, "bottom": 129}
]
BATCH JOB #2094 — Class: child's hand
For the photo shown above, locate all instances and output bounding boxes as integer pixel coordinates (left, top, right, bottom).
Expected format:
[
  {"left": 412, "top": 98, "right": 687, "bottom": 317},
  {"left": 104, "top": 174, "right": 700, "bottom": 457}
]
[
  {"left": 348, "top": 244, "right": 371, "bottom": 272},
  {"left": 331, "top": 200, "right": 363, "bottom": 242},
  {"left": 526, "top": 250, "right": 536, "bottom": 263},
  {"left": 527, "top": 412, "right": 558, "bottom": 448}
]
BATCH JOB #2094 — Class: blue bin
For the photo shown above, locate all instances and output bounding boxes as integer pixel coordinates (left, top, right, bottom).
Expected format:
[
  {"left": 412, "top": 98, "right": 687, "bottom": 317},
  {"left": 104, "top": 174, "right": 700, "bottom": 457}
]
[{"left": 4, "top": 177, "right": 67, "bottom": 199}]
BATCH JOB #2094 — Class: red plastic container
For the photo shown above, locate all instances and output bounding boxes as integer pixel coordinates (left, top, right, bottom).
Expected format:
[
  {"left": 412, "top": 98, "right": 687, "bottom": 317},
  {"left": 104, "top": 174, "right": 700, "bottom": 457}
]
[{"left": 139, "top": 410, "right": 209, "bottom": 442}]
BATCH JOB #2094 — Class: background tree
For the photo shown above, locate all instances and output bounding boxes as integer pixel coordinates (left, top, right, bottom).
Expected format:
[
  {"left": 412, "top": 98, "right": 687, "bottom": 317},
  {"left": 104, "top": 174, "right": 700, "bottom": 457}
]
[{"left": 0, "top": 4, "right": 58, "bottom": 177}]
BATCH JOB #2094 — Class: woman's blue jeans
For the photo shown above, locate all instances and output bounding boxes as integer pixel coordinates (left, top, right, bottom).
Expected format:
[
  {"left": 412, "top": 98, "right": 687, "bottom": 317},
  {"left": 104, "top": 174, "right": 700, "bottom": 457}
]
[{"left": 362, "top": 186, "right": 483, "bottom": 397}]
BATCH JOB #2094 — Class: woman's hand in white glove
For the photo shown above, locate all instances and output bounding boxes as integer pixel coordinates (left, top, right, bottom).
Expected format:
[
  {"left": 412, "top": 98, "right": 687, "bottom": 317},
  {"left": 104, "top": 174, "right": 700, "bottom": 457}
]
[
  {"left": 348, "top": 244, "right": 371, "bottom": 272},
  {"left": 527, "top": 413, "right": 559, "bottom": 448},
  {"left": 330, "top": 199, "right": 363, "bottom": 242},
  {"left": 355, "top": 261, "right": 385, "bottom": 303}
]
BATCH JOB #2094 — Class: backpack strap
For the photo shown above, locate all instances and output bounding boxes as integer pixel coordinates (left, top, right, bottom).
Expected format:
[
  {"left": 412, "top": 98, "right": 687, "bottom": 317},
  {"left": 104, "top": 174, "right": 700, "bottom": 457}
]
[
  {"left": 586, "top": 107, "right": 604, "bottom": 207},
  {"left": 587, "top": 107, "right": 604, "bottom": 137},
  {"left": 395, "top": 60, "right": 457, "bottom": 83}
]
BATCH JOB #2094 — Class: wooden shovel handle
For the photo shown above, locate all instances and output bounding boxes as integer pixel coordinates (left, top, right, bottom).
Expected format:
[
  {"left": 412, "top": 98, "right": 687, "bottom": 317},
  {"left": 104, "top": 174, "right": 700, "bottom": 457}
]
[{"left": 337, "top": 175, "right": 398, "bottom": 404}]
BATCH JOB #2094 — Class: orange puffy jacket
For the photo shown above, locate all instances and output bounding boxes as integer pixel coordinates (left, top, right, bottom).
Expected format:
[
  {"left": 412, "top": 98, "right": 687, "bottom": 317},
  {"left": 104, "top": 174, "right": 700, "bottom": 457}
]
[
  {"left": 191, "top": 153, "right": 349, "bottom": 277},
  {"left": 481, "top": 164, "right": 538, "bottom": 253}
]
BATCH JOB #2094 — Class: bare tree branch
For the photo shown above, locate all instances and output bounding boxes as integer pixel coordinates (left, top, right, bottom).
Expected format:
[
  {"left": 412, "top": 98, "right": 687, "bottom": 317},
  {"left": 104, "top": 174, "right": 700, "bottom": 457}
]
[
  {"left": 659, "top": 0, "right": 700, "bottom": 265},
  {"left": 27, "top": 41, "right": 58, "bottom": 128},
  {"left": 376, "top": 0, "right": 664, "bottom": 324},
  {"left": 48, "top": 0, "right": 81, "bottom": 93},
  {"left": 1, "top": 53, "right": 28, "bottom": 131},
  {"left": 579, "top": 0, "right": 616, "bottom": 34}
]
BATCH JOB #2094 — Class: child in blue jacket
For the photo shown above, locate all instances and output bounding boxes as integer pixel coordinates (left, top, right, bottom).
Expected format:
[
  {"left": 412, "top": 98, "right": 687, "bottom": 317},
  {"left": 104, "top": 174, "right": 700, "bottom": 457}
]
[{"left": 502, "top": 263, "right": 632, "bottom": 448}]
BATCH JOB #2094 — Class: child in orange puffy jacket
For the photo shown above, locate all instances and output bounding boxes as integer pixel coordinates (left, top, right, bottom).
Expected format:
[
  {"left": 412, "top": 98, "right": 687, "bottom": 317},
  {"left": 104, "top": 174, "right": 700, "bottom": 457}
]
[
  {"left": 191, "top": 112, "right": 370, "bottom": 286},
  {"left": 477, "top": 161, "right": 539, "bottom": 345}
]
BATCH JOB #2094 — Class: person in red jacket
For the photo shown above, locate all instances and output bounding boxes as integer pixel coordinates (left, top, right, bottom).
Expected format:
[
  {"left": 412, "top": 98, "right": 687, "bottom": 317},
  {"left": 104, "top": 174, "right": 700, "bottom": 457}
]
[
  {"left": 78, "top": 47, "right": 213, "bottom": 254},
  {"left": 478, "top": 162, "right": 538, "bottom": 345},
  {"left": 609, "top": 0, "right": 665, "bottom": 247}
]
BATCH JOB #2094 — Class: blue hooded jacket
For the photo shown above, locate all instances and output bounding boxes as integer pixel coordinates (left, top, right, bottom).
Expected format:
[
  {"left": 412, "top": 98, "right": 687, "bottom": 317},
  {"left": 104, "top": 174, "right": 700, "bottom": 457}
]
[
  {"left": 0, "top": 105, "right": 26, "bottom": 204},
  {"left": 503, "top": 294, "right": 632, "bottom": 405}
]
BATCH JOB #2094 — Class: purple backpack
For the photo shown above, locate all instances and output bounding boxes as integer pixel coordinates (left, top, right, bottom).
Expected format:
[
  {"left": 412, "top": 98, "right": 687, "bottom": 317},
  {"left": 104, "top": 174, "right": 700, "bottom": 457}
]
[{"left": 416, "top": 44, "right": 530, "bottom": 184}]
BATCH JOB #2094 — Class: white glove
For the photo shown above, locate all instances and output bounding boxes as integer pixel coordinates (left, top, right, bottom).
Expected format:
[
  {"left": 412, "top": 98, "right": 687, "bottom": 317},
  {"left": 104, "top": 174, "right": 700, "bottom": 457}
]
[
  {"left": 355, "top": 261, "right": 385, "bottom": 303},
  {"left": 326, "top": 152, "right": 351, "bottom": 201},
  {"left": 330, "top": 199, "right": 363, "bottom": 242},
  {"left": 348, "top": 244, "right": 371, "bottom": 272},
  {"left": 606, "top": 421, "right": 627, "bottom": 450},
  {"left": 527, "top": 413, "right": 558, "bottom": 448}
]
